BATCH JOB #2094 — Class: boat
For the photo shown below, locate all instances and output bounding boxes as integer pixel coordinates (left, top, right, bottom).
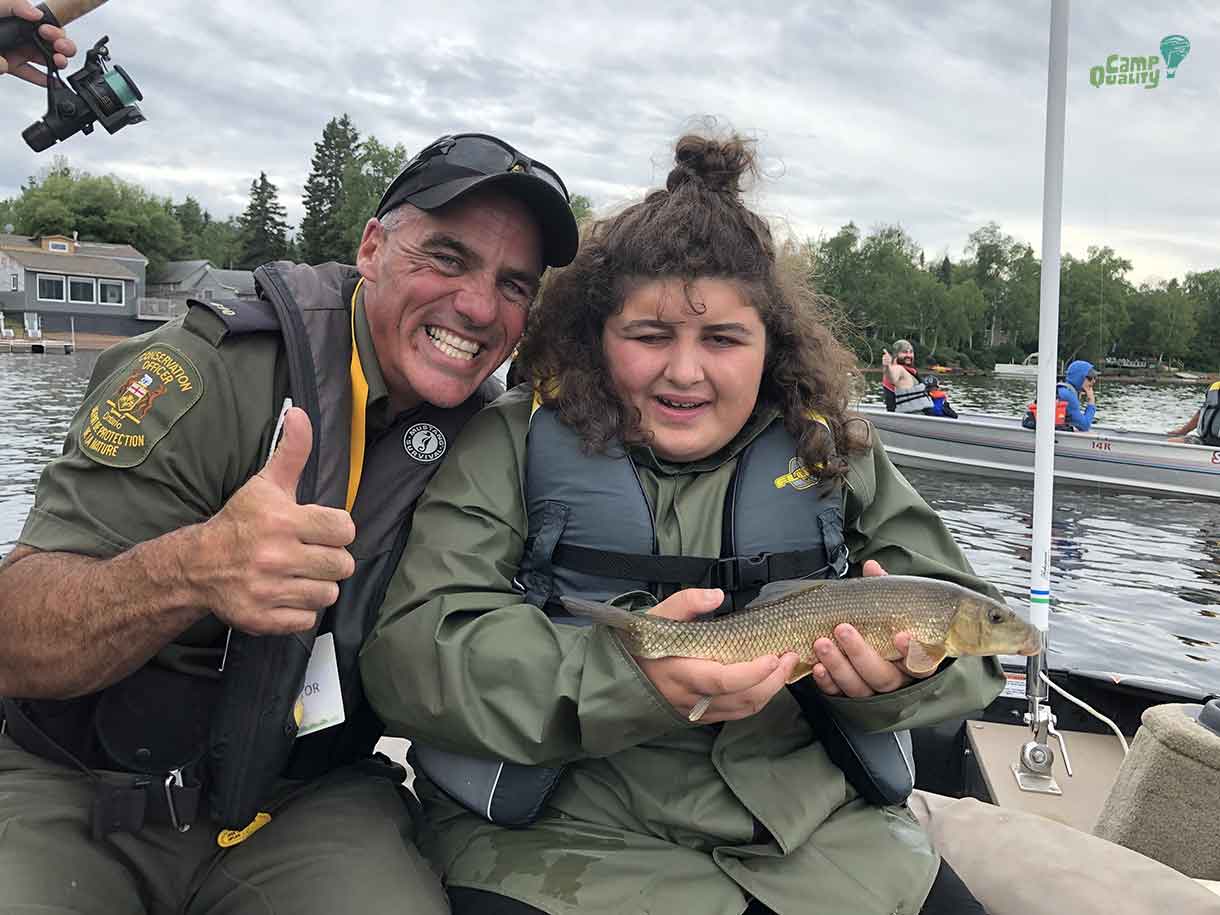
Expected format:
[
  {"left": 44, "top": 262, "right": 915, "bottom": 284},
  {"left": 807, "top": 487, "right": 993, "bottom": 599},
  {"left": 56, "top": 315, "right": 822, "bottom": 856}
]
[
  {"left": 866, "top": 10, "right": 1220, "bottom": 895},
  {"left": 910, "top": 662, "right": 1220, "bottom": 908},
  {"left": 993, "top": 352, "right": 1041, "bottom": 377},
  {"left": 856, "top": 405, "right": 1220, "bottom": 502}
]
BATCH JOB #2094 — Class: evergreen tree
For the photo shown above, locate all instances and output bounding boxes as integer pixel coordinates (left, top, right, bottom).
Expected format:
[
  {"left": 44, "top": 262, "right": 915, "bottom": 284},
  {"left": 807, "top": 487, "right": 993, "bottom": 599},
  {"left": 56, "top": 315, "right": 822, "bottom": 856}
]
[
  {"left": 936, "top": 255, "right": 952, "bottom": 287},
  {"left": 300, "top": 114, "right": 361, "bottom": 264},
  {"left": 172, "top": 195, "right": 208, "bottom": 259},
  {"left": 236, "top": 172, "right": 291, "bottom": 269},
  {"left": 336, "top": 136, "right": 409, "bottom": 257}
]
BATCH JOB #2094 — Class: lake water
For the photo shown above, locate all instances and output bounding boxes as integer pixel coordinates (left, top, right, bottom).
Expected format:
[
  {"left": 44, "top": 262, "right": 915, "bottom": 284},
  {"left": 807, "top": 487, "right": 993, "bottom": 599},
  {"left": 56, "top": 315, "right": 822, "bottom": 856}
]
[{"left": 3, "top": 353, "right": 1218, "bottom": 694}]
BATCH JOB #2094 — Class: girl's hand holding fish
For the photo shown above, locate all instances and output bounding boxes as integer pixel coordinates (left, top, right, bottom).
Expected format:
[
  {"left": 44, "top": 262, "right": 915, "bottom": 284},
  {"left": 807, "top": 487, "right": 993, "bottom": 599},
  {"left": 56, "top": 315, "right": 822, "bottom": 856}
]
[
  {"left": 811, "top": 560, "right": 934, "bottom": 698},
  {"left": 636, "top": 587, "right": 802, "bottom": 724}
]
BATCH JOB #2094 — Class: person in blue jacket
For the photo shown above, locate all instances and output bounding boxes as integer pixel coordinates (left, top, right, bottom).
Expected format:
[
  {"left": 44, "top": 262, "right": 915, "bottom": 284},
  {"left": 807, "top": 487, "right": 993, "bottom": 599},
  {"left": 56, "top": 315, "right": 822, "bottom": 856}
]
[
  {"left": 1022, "top": 360, "right": 1097, "bottom": 431},
  {"left": 1058, "top": 360, "right": 1098, "bottom": 430}
]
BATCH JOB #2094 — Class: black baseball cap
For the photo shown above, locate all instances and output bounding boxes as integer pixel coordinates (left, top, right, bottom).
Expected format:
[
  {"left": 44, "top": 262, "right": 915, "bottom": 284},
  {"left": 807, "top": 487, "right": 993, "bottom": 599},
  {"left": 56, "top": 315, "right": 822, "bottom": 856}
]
[{"left": 375, "top": 133, "right": 579, "bottom": 267}]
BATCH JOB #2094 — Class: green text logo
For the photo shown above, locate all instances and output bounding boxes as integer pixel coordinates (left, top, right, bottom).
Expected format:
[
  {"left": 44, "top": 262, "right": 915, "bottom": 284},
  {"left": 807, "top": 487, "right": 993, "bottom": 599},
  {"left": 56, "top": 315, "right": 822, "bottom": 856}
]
[{"left": 1089, "top": 35, "right": 1190, "bottom": 89}]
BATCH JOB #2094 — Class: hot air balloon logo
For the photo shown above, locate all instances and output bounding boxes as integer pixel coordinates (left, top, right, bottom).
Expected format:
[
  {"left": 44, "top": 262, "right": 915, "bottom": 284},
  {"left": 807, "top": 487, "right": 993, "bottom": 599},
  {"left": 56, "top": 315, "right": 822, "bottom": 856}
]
[{"left": 1160, "top": 35, "right": 1190, "bottom": 79}]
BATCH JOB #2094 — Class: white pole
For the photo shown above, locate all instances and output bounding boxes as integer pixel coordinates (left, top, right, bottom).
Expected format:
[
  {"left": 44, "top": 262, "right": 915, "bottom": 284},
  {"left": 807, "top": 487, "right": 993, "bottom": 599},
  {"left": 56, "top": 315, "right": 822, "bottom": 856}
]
[
  {"left": 1031, "top": 0, "right": 1069, "bottom": 635},
  {"left": 1023, "top": 0, "right": 1070, "bottom": 773},
  {"left": 70, "top": 315, "right": 76, "bottom": 350}
]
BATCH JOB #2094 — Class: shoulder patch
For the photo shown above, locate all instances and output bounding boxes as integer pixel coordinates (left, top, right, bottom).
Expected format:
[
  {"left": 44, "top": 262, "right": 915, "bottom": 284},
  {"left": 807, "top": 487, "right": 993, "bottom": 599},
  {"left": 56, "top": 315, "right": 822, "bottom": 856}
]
[{"left": 79, "top": 344, "right": 204, "bottom": 468}]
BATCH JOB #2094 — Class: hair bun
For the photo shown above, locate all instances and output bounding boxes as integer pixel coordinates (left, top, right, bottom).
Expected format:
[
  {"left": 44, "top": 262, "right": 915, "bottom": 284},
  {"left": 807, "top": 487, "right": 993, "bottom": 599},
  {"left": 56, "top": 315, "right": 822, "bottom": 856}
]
[{"left": 665, "top": 134, "right": 756, "bottom": 195}]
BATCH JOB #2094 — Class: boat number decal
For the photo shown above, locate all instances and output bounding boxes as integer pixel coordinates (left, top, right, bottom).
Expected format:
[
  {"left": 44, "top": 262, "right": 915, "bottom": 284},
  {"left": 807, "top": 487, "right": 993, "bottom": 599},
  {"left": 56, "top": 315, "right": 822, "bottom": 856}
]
[
  {"left": 1091, "top": 440, "right": 1112, "bottom": 451},
  {"left": 1212, "top": 451, "right": 1220, "bottom": 465}
]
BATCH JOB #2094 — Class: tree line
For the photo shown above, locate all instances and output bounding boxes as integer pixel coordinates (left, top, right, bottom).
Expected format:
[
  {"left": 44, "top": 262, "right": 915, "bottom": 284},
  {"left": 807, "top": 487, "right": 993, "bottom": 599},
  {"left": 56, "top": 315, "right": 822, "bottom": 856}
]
[
  {"left": 0, "top": 117, "right": 1211, "bottom": 370},
  {"left": 0, "top": 115, "right": 411, "bottom": 276},
  {"left": 794, "top": 222, "right": 1216, "bottom": 371},
  {"left": 0, "top": 115, "right": 595, "bottom": 282}
]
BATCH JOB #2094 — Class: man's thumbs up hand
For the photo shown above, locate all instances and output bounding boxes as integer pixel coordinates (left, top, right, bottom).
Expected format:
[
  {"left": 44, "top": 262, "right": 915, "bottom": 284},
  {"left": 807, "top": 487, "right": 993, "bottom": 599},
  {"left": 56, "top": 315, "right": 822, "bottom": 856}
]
[
  {"left": 259, "top": 406, "right": 313, "bottom": 498},
  {"left": 196, "top": 407, "right": 356, "bottom": 636}
]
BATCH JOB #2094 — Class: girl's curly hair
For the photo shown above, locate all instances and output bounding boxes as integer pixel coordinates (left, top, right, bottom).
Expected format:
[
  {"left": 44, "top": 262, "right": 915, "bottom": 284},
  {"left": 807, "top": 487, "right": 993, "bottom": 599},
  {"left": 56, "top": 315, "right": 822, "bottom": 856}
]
[{"left": 515, "top": 131, "right": 868, "bottom": 478}]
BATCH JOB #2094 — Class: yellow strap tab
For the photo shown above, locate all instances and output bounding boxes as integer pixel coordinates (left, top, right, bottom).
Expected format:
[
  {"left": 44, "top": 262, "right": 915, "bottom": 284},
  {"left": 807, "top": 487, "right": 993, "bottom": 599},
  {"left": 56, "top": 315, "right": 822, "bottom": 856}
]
[
  {"left": 774, "top": 464, "right": 815, "bottom": 490},
  {"left": 804, "top": 410, "right": 831, "bottom": 431},
  {"left": 346, "top": 279, "right": 370, "bottom": 512},
  {"left": 217, "top": 812, "right": 272, "bottom": 848}
]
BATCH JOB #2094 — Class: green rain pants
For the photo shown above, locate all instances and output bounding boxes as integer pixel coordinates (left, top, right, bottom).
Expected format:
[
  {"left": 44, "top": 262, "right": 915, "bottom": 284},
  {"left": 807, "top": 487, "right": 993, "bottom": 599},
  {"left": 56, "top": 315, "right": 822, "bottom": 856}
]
[{"left": 0, "top": 736, "right": 449, "bottom": 915}]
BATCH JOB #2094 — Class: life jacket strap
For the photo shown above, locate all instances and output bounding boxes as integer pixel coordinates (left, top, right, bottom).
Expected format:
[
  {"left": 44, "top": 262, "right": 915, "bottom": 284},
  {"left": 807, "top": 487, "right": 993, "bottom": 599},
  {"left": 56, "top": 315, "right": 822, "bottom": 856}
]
[
  {"left": 1, "top": 698, "right": 203, "bottom": 838},
  {"left": 548, "top": 543, "right": 842, "bottom": 593}
]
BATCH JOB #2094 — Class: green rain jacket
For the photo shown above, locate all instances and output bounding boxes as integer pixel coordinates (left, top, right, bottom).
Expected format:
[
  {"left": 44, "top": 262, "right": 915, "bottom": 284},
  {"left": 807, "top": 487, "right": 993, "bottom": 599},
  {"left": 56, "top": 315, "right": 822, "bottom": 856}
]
[{"left": 361, "top": 388, "right": 1004, "bottom": 915}]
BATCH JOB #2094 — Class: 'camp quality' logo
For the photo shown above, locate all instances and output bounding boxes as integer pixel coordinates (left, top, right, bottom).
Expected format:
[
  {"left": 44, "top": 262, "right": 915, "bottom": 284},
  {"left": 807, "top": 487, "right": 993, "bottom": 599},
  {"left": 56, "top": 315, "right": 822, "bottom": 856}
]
[{"left": 1089, "top": 34, "right": 1190, "bottom": 89}]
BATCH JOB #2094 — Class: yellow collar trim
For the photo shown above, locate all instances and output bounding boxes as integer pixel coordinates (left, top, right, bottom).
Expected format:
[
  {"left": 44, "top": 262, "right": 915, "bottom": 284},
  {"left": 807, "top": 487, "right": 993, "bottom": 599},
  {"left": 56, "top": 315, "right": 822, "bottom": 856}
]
[{"left": 346, "top": 279, "right": 370, "bottom": 512}]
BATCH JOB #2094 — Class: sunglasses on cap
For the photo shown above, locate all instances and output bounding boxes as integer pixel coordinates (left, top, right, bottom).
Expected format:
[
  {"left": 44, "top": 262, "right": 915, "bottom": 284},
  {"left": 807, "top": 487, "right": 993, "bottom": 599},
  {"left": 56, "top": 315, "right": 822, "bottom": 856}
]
[{"left": 376, "top": 133, "right": 569, "bottom": 216}]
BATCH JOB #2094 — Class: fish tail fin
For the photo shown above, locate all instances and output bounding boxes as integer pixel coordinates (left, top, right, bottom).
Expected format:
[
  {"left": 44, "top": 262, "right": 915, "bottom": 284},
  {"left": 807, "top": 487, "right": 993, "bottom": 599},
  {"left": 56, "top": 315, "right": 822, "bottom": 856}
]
[{"left": 558, "top": 596, "right": 636, "bottom": 631}]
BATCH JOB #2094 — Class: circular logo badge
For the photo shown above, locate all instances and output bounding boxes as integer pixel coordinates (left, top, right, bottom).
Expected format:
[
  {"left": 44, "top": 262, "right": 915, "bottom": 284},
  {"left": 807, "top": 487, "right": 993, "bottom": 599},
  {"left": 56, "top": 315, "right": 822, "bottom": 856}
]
[{"left": 404, "top": 423, "right": 447, "bottom": 463}]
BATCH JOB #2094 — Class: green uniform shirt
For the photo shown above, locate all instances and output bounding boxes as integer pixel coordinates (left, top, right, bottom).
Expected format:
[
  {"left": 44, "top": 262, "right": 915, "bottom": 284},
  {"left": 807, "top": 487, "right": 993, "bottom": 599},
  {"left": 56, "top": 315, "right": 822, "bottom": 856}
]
[
  {"left": 362, "top": 388, "right": 1005, "bottom": 915},
  {"left": 19, "top": 287, "right": 388, "bottom": 651}
]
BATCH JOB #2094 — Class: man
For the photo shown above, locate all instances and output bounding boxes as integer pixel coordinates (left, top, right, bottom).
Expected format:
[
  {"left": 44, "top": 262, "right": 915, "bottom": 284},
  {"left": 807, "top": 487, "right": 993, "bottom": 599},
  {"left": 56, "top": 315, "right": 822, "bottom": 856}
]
[
  {"left": 1, "top": 0, "right": 76, "bottom": 84},
  {"left": 1167, "top": 380, "right": 1220, "bottom": 445},
  {"left": 881, "top": 339, "right": 935, "bottom": 413},
  {"left": 0, "top": 133, "right": 577, "bottom": 914},
  {"left": 1022, "top": 359, "right": 1097, "bottom": 432}
]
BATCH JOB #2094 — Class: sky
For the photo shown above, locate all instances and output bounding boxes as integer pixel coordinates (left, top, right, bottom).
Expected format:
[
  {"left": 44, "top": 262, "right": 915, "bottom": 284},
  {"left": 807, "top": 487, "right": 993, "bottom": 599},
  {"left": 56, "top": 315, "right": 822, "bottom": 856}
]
[{"left": 1, "top": 0, "right": 1216, "bottom": 283}]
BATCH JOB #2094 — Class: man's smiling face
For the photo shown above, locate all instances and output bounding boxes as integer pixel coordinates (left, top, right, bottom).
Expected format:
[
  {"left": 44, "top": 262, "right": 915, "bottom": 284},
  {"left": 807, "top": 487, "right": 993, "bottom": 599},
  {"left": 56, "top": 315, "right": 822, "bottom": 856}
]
[{"left": 356, "top": 189, "right": 544, "bottom": 413}]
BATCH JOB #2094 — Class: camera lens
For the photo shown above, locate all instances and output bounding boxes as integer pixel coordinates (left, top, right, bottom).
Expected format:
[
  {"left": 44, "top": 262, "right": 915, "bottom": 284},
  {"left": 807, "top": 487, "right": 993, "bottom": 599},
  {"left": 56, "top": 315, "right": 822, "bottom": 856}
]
[{"left": 22, "top": 120, "right": 56, "bottom": 153}]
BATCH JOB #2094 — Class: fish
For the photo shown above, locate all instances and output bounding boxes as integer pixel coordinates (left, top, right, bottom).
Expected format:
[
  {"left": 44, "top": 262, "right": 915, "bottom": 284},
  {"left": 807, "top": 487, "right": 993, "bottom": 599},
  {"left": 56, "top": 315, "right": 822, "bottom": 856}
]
[{"left": 560, "top": 575, "right": 1040, "bottom": 718}]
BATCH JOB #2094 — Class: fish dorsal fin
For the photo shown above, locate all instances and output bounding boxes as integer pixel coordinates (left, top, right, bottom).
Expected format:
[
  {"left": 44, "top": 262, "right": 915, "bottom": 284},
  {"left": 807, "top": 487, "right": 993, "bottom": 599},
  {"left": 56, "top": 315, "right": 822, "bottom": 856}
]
[{"left": 745, "top": 578, "right": 830, "bottom": 609}]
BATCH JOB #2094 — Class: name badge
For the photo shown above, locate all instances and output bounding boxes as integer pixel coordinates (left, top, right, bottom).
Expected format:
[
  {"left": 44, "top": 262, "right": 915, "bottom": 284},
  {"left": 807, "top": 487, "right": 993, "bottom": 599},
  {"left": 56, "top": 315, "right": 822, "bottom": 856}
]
[{"left": 296, "top": 632, "right": 346, "bottom": 737}]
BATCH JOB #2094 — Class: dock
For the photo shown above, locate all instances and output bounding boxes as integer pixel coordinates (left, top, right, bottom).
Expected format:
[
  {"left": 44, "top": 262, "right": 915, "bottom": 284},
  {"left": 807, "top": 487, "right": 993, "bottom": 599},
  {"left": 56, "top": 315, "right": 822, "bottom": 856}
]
[{"left": 0, "top": 338, "right": 75, "bottom": 355}]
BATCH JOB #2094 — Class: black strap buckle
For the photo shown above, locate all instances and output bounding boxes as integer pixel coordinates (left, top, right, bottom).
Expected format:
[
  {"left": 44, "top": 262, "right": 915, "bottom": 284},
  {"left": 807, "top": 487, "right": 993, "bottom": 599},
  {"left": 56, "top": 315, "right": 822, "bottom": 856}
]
[
  {"left": 165, "top": 767, "right": 191, "bottom": 833},
  {"left": 92, "top": 778, "right": 149, "bottom": 840},
  {"left": 89, "top": 767, "right": 197, "bottom": 839},
  {"left": 713, "top": 553, "right": 771, "bottom": 592},
  {"left": 829, "top": 543, "right": 850, "bottom": 578}
]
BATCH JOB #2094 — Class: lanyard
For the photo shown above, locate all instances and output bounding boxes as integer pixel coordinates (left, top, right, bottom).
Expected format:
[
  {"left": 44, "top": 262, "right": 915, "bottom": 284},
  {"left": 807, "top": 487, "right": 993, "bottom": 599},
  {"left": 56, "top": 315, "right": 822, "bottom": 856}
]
[{"left": 346, "top": 278, "right": 370, "bottom": 512}]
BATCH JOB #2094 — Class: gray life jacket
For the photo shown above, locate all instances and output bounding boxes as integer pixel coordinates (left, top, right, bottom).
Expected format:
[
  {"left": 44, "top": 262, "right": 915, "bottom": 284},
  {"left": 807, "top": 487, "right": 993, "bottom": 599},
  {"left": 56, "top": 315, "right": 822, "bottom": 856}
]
[
  {"left": 2, "top": 262, "right": 498, "bottom": 835},
  {"left": 893, "top": 380, "right": 935, "bottom": 414},
  {"left": 1199, "top": 384, "right": 1220, "bottom": 445},
  {"left": 412, "top": 406, "right": 865, "bottom": 826}
]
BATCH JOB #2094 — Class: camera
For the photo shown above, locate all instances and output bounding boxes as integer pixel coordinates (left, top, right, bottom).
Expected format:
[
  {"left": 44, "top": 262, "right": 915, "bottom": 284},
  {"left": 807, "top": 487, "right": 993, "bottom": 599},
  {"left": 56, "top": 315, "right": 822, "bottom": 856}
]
[{"left": 21, "top": 34, "right": 144, "bottom": 151}]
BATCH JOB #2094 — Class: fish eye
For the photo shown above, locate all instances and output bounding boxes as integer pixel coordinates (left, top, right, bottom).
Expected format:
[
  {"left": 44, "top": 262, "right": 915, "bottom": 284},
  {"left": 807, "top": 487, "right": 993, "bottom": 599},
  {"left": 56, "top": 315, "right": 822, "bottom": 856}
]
[{"left": 988, "top": 610, "right": 1005, "bottom": 624}]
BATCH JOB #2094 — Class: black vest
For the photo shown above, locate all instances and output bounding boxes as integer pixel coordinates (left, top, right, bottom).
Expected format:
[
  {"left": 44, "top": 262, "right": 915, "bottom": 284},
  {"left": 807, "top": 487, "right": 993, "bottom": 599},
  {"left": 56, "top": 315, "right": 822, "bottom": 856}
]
[{"left": 4, "top": 262, "right": 498, "bottom": 832}]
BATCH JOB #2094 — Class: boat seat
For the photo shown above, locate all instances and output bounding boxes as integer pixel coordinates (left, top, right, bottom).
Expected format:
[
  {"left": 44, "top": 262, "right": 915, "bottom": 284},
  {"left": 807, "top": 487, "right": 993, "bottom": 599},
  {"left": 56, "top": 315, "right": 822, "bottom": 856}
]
[
  {"left": 910, "top": 790, "right": 1220, "bottom": 914},
  {"left": 1094, "top": 702, "right": 1220, "bottom": 880}
]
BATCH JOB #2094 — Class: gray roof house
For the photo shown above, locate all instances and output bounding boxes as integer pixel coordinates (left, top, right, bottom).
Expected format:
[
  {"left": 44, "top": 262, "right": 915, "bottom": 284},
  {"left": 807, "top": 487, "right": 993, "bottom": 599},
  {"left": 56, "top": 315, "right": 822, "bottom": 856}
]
[
  {"left": 147, "top": 259, "right": 256, "bottom": 304},
  {"left": 0, "top": 233, "right": 153, "bottom": 337}
]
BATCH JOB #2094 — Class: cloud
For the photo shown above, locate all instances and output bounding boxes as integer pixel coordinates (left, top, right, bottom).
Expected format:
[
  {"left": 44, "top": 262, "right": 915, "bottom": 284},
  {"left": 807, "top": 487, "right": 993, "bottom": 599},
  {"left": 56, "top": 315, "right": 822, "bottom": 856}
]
[{"left": 1, "top": 0, "right": 1215, "bottom": 281}]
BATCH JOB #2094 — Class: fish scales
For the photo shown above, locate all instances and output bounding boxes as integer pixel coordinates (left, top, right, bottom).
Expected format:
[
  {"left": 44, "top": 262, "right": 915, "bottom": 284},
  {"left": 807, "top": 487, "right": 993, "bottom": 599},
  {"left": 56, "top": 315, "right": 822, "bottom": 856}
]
[
  {"left": 561, "top": 574, "right": 1041, "bottom": 678},
  {"left": 618, "top": 576, "right": 968, "bottom": 664}
]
